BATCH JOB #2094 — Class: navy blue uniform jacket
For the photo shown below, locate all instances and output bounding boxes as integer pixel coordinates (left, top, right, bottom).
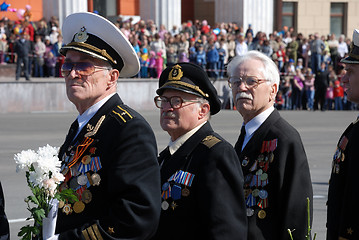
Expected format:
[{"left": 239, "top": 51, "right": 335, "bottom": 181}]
[
  {"left": 152, "top": 122, "right": 247, "bottom": 240},
  {"left": 235, "top": 109, "right": 313, "bottom": 240},
  {"left": 56, "top": 94, "right": 161, "bottom": 240}
]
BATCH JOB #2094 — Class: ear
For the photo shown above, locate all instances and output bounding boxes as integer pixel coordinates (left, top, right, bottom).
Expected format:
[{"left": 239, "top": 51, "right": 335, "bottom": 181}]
[
  {"left": 198, "top": 102, "right": 210, "bottom": 120},
  {"left": 107, "top": 69, "right": 119, "bottom": 89},
  {"left": 270, "top": 83, "right": 278, "bottom": 102}
]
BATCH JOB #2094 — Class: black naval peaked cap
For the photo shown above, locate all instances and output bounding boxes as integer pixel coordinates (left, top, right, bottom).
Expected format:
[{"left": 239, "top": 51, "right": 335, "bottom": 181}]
[
  {"left": 60, "top": 12, "right": 140, "bottom": 77},
  {"left": 157, "top": 62, "right": 221, "bottom": 115},
  {"left": 341, "top": 29, "right": 359, "bottom": 64}
]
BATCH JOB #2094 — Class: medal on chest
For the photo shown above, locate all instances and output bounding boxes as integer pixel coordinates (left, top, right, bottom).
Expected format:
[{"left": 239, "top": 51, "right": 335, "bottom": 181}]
[
  {"left": 244, "top": 139, "right": 277, "bottom": 219},
  {"left": 161, "top": 170, "right": 195, "bottom": 211}
]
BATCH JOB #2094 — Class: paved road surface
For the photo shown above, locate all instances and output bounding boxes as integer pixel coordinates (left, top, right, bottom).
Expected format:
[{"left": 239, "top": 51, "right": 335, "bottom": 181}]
[{"left": 0, "top": 109, "right": 356, "bottom": 239}]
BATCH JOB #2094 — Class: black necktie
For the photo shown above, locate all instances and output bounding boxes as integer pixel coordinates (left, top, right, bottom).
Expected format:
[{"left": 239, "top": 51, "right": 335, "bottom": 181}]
[
  {"left": 159, "top": 146, "right": 171, "bottom": 167},
  {"left": 237, "top": 125, "right": 246, "bottom": 151},
  {"left": 66, "top": 120, "right": 79, "bottom": 144}
]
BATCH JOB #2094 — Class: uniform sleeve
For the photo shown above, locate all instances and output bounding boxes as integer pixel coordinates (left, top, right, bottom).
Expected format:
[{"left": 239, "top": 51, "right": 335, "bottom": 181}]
[
  {"left": 276, "top": 131, "right": 313, "bottom": 240},
  {"left": 197, "top": 142, "right": 248, "bottom": 239}
]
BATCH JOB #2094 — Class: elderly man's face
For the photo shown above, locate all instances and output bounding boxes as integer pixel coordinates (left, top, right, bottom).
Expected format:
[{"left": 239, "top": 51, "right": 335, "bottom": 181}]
[
  {"left": 342, "top": 64, "right": 359, "bottom": 103},
  {"left": 231, "top": 58, "right": 277, "bottom": 123},
  {"left": 159, "top": 89, "right": 203, "bottom": 141},
  {"left": 64, "top": 50, "right": 112, "bottom": 114}
]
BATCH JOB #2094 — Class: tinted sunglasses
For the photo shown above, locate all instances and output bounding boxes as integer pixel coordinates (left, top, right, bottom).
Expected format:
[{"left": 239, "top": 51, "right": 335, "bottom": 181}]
[{"left": 61, "top": 62, "right": 111, "bottom": 77}]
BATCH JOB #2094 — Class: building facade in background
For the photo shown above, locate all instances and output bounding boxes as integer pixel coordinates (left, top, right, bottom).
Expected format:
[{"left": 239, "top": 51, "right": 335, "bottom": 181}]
[{"left": 2, "top": 0, "right": 359, "bottom": 39}]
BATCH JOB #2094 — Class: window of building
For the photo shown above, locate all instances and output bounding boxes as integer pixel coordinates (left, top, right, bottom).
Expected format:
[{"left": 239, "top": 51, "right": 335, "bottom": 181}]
[
  {"left": 93, "top": 0, "right": 117, "bottom": 18},
  {"left": 282, "top": 2, "right": 297, "bottom": 29},
  {"left": 330, "top": 3, "right": 347, "bottom": 37}
]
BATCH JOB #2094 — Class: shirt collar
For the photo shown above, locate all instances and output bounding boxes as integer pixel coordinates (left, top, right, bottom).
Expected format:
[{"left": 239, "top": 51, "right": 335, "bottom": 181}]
[
  {"left": 76, "top": 93, "right": 116, "bottom": 134},
  {"left": 244, "top": 106, "right": 274, "bottom": 138},
  {"left": 168, "top": 121, "right": 207, "bottom": 155}
]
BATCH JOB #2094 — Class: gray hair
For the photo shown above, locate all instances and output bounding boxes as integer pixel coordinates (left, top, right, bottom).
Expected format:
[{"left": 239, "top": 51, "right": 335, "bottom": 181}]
[{"left": 227, "top": 51, "right": 280, "bottom": 90}]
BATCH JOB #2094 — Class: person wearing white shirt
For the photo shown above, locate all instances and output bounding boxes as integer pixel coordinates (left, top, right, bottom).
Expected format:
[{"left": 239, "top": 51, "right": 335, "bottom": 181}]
[{"left": 227, "top": 51, "right": 313, "bottom": 240}]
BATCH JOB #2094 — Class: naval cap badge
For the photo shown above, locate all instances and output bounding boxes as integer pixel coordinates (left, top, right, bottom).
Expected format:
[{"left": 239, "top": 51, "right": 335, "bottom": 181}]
[
  {"left": 74, "top": 26, "right": 89, "bottom": 43},
  {"left": 168, "top": 64, "right": 183, "bottom": 81}
]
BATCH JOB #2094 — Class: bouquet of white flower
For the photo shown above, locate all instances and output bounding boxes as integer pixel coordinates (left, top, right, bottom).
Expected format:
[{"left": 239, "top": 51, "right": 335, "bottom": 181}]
[{"left": 14, "top": 144, "right": 77, "bottom": 240}]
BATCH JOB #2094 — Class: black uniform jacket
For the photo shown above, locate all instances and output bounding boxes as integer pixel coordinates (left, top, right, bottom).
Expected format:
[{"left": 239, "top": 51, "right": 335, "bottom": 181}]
[
  {"left": 152, "top": 122, "right": 248, "bottom": 240},
  {"left": 327, "top": 119, "right": 359, "bottom": 240},
  {"left": 0, "top": 182, "right": 9, "bottom": 240},
  {"left": 235, "top": 109, "right": 313, "bottom": 240},
  {"left": 56, "top": 94, "right": 161, "bottom": 240}
]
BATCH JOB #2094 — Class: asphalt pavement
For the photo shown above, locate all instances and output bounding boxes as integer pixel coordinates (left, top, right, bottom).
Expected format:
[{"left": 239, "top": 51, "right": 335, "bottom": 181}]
[{"left": 0, "top": 109, "right": 356, "bottom": 239}]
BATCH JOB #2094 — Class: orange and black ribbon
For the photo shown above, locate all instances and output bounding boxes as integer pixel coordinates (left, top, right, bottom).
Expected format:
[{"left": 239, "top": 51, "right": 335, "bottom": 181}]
[{"left": 67, "top": 137, "right": 94, "bottom": 168}]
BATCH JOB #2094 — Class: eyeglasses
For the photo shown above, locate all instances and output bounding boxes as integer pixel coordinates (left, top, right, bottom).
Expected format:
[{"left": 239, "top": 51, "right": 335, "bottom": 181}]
[
  {"left": 228, "top": 76, "right": 269, "bottom": 89},
  {"left": 154, "top": 96, "right": 202, "bottom": 109},
  {"left": 61, "top": 62, "right": 111, "bottom": 77}
]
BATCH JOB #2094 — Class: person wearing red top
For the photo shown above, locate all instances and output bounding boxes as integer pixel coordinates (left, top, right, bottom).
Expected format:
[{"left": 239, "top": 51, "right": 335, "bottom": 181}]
[{"left": 333, "top": 80, "right": 344, "bottom": 110}]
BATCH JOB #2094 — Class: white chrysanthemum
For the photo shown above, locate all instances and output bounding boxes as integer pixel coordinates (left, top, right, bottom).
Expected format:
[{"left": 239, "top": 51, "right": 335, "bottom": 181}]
[
  {"left": 14, "top": 149, "right": 38, "bottom": 172},
  {"left": 36, "top": 155, "right": 61, "bottom": 175},
  {"left": 52, "top": 171, "right": 65, "bottom": 184},
  {"left": 29, "top": 170, "right": 47, "bottom": 187},
  {"left": 37, "top": 145, "right": 59, "bottom": 159}
]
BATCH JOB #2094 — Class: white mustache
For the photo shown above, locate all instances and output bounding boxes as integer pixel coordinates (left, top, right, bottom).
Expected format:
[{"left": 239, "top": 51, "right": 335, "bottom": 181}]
[
  {"left": 235, "top": 92, "right": 253, "bottom": 101},
  {"left": 161, "top": 111, "right": 176, "bottom": 118}
]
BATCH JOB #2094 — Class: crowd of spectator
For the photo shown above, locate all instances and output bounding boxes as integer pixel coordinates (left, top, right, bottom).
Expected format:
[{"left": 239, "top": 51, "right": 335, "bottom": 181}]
[
  {"left": 0, "top": 15, "right": 63, "bottom": 77},
  {"left": 0, "top": 14, "right": 356, "bottom": 110}
]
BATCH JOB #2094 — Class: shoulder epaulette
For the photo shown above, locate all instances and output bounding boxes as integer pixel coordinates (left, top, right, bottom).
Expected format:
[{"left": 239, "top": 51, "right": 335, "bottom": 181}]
[
  {"left": 201, "top": 135, "right": 221, "bottom": 148},
  {"left": 111, "top": 105, "right": 134, "bottom": 124}
]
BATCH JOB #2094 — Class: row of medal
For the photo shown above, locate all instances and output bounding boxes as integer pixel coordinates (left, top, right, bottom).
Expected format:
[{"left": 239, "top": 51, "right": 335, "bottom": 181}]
[
  {"left": 243, "top": 139, "right": 277, "bottom": 219},
  {"left": 59, "top": 145, "right": 102, "bottom": 215},
  {"left": 332, "top": 135, "right": 348, "bottom": 174},
  {"left": 161, "top": 170, "right": 195, "bottom": 211}
]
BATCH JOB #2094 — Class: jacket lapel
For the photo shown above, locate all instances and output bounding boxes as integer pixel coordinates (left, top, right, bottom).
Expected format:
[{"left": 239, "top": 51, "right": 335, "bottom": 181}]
[
  {"left": 240, "top": 109, "right": 281, "bottom": 158},
  {"left": 161, "top": 122, "right": 213, "bottom": 180}
]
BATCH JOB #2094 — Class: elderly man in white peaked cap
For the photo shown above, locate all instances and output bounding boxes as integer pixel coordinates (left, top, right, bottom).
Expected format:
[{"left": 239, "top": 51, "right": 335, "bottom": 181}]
[{"left": 42, "top": 12, "right": 160, "bottom": 240}]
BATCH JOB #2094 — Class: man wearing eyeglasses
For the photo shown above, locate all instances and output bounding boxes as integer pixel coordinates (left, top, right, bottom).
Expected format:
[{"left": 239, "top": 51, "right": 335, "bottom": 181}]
[
  {"left": 42, "top": 12, "right": 160, "bottom": 240},
  {"left": 227, "top": 51, "right": 313, "bottom": 240},
  {"left": 151, "top": 62, "right": 247, "bottom": 239}
]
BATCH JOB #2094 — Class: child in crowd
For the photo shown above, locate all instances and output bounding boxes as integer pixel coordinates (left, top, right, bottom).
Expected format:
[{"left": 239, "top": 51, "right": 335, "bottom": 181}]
[
  {"left": 0, "top": 34, "right": 7, "bottom": 64},
  {"left": 275, "top": 90, "right": 285, "bottom": 110},
  {"left": 296, "top": 58, "right": 304, "bottom": 71},
  {"left": 178, "top": 51, "right": 189, "bottom": 63},
  {"left": 45, "top": 51, "right": 56, "bottom": 77},
  {"left": 325, "top": 81, "right": 334, "bottom": 110},
  {"left": 166, "top": 46, "right": 178, "bottom": 68},
  {"left": 139, "top": 48, "right": 149, "bottom": 78},
  {"left": 155, "top": 51, "right": 163, "bottom": 79},
  {"left": 148, "top": 51, "right": 157, "bottom": 78},
  {"left": 196, "top": 45, "right": 206, "bottom": 69},
  {"left": 188, "top": 45, "right": 197, "bottom": 64},
  {"left": 333, "top": 80, "right": 344, "bottom": 110}
]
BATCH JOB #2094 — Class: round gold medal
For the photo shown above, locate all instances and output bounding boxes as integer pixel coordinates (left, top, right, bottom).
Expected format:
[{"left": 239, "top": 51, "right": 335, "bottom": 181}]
[
  {"left": 258, "top": 209, "right": 266, "bottom": 219},
  {"left": 82, "top": 155, "right": 91, "bottom": 165},
  {"left": 73, "top": 201, "right": 85, "bottom": 213},
  {"left": 58, "top": 200, "right": 65, "bottom": 209}
]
